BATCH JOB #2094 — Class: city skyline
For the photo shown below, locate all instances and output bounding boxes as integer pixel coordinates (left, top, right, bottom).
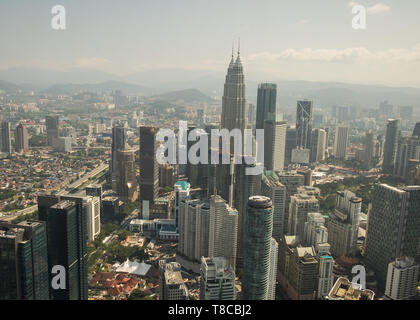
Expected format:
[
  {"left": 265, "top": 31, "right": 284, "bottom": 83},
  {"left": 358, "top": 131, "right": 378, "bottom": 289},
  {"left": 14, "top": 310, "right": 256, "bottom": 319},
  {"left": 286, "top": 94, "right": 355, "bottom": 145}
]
[{"left": 1, "top": 1, "right": 420, "bottom": 303}]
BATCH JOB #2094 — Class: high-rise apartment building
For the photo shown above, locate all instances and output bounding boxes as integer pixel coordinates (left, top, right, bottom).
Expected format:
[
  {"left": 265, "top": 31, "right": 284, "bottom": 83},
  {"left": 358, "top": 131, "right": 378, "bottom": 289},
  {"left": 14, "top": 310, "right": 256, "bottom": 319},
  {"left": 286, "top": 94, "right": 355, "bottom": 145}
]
[
  {"left": 385, "top": 256, "right": 419, "bottom": 300},
  {"left": 14, "top": 123, "right": 29, "bottom": 153},
  {"left": 261, "top": 170, "right": 286, "bottom": 241},
  {"left": 1, "top": 121, "right": 12, "bottom": 153},
  {"left": 208, "top": 195, "right": 238, "bottom": 271},
  {"left": 278, "top": 171, "right": 305, "bottom": 235},
  {"left": 178, "top": 199, "right": 210, "bottom": 266},
  {"left": 200, "top": 257, "right": 236, "bottom": 300},
  {"left": 288, "top": 193, "right": 319, "bottom": 240},
  {"left": 267, "top": 238, "right": 278, "bottom": 300},
  {"left": 393, "top": 135, "right": 420, "bottom": 180},
  {"left": 303, "top": 213, "right": 334, "bottom": 299},
  {"left": 327, "top": 190, "right": 361, "bottom": 257},
  {"left": 174, "top": 181, "right": 190, "bottom": 229},
  {"left": 242, "top": 196, "right": 273, "bottom": 300},
  {"left": 86, "top": 196, "right": 101, "bottom": 242},
  {"left": 365, "top": 184, "right": 420, "bottom": 286}
]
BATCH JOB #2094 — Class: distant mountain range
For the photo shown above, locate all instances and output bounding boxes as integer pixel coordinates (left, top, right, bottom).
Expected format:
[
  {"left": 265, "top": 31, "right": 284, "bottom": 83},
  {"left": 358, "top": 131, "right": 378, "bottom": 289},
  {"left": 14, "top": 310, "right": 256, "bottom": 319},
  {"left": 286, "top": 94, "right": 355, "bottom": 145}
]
[
  {"left": 1, "top": 67, "right": 420, "bottom": 110},
  {"left": 43, "top": 80, "right": 156, "bottom": 96},
  {"left": 149, "top": 88, "right": 216, "bottom": 105}
]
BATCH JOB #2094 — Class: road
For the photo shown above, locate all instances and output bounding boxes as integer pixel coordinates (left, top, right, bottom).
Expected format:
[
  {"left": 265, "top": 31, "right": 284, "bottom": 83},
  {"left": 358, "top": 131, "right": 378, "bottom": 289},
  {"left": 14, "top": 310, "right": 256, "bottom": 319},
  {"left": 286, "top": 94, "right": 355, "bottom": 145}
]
[{"left": 0, "top": 163, "right": 108, "bottom": 222}]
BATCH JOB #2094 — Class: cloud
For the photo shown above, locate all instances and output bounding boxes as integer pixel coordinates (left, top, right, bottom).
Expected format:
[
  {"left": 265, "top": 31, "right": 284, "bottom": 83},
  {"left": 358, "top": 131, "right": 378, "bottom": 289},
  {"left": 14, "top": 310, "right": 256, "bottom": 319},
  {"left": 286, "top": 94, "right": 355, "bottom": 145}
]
[
  {"left": 367, "top": 3, "right": 390, "bottom": 14},
  {"left": 348, "top": 1, "right": 391, "bottom": 14},
  {"left": 246, "top": 44, "right": 420, "bottom": 64}
]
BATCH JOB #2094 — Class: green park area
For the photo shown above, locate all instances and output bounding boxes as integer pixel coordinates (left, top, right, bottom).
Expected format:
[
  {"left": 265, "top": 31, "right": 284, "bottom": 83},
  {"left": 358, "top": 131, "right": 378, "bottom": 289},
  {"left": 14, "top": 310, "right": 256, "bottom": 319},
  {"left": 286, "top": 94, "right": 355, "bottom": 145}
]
[{"left": 318, "top": 175, "right": 406, "bottom": 214}]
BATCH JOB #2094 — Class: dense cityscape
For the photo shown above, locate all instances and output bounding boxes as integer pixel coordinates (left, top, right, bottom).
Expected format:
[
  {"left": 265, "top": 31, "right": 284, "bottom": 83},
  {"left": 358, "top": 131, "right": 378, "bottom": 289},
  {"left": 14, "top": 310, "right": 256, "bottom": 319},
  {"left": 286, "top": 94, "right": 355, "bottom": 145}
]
[{"left": 0, "top": 1, "right": 420, "bottom": 306}]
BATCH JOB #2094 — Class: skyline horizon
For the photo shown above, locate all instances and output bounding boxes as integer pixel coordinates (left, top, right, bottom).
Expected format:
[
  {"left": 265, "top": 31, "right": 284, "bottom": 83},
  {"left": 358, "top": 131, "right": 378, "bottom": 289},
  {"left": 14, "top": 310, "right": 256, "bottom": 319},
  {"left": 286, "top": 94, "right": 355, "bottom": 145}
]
[{"left": 1, "top": 1, "right": 420, "bottom": 87}]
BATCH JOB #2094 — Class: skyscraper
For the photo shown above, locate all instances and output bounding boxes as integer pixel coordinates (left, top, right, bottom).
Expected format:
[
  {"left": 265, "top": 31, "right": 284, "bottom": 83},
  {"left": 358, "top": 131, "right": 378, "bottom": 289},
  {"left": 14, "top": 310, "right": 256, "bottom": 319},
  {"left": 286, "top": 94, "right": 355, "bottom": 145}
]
[
  {"left": 267, "top": 238, "right": 278, "bottom": 300},
  {"left": 1, "top": 121, "right": 12, "bottom": 154},
  {"left": 174, "top": 180, "right": 190, "bottom": 229},
  {"left": 242, "top": 196, "right": 273, "bottom": 300},
  {"left": 310, "top": 128, "right": 326, "bottom": 163},
  {"left": 178, "top": 199, "right": 210, "bottom": 267},
  {"left": 288, "top": 193, "right": 319, "bottom": 240},
  {"left": 296, "top": 100, "right": 313, "bottom": 149},
  {"left": 256, "top": 83, "right": 277, "bottom": 130},
  {"left": 115, "top": 145, "right": 138, "bottom": 203},
  {"left": 139, "top": 126, "right": 159, "bottom": 216},
  {"left": 264, "top": 119, "right": 286, "bottom": 172},
  {"left": 261, "top": 170, "right": 286, "bottom": 241},
  {"left": 364, "top": 130, "right": 375, "bottom": 169},
  {"left": 200, "top": 257, "right": 236, "bottom": 300},
  {"left": 38, "top": 199, "right": 88, "bottom": 300},
  {"left": 413, "top": 122, "right": 420, "bottom": 137},
  {"left": 221, "top": 48, "right": 246, "bottom": 135},
  {"left": 333, "top": 125, "right": 349, "bottom": 160},
  {"left": 365, "top": 184, "right": 420, "bottom": 286},
  {"left": 382, "top": 119, "right": 400, "bottom": 174},
  {"left": 285, "top": 126, "right": 297, "bottom": 166},
  {"left": 14, "top": 123, "right": 29, "bottom": 153},
  {"left": 327, "top": 190, "right": 361, "bottom": 257},
  {"left": 111, "top": 124, "right": 126, "bottom": 187},
  {"left": 233, "top": 157, "right": 262, "bottom": 268},
  {"left": 278, "top": 235, "right": 319, "bottom": 300},
  {"left": 45, "top": 115, "right": 59, "bottom": 147},
  {"left": 393, "top": 135, "right": 420, "bottom": 180},
  {"left": 278, "top": 171, "right": 305, "bottom": 235},
  {"left": 208, "top": 195, "right": 238, "bottom": 271},
  {"left": 303, "top": 212, "right": 334, "bottom": 299},
  {"left": 0, "top": 220, "right": 50, "bottom": 300}
]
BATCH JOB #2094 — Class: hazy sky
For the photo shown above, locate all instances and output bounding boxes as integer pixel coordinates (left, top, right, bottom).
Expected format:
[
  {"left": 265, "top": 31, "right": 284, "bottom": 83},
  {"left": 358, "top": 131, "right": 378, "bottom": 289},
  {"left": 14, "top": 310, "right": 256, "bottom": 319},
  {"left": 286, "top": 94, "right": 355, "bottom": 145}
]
[{"left": 1, "top": 0, "right": 420, "bottom": 87}]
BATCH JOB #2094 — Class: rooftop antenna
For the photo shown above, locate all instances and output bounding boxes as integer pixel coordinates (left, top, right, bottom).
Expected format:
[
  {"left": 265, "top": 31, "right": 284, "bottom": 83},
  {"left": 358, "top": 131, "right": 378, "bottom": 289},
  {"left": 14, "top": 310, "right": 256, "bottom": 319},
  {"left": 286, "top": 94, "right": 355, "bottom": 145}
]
[{"left": 238, "top": 37, "right": 241, "bottom": 56}]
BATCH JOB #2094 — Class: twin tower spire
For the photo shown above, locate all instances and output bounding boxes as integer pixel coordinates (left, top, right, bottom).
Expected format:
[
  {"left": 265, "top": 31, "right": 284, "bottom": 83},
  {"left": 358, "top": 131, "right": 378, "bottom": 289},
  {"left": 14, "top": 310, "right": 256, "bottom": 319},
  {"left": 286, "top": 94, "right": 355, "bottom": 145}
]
[{"left": 230, "top": 38, "right": 242, "bottom": 66}]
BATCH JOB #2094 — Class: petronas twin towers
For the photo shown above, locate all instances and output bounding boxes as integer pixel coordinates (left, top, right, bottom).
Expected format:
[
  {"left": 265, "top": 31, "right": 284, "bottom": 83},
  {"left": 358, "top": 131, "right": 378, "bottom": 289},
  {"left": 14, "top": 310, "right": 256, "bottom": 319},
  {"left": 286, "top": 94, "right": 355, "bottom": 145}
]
[{"left": 221, "top": 47, "right": 247, "bottom": 133}]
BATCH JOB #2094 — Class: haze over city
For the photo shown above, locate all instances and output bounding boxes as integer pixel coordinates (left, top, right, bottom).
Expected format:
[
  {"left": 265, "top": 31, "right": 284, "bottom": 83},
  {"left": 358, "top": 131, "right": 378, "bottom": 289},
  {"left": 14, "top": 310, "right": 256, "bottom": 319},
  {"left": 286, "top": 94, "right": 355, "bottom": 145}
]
[{"left": 1, "top": 0, "right": 420, "bottom": 88}]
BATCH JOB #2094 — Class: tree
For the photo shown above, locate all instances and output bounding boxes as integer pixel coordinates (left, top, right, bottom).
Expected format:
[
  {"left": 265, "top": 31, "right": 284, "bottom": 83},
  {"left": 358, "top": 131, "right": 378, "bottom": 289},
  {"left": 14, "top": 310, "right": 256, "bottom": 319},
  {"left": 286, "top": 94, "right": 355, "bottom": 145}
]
[
  {"left": 128, "top": 289, "right": 152, "bottom": 300},
  {"left": 116, "top": 229, "right": 131, "bottom": 242}
]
